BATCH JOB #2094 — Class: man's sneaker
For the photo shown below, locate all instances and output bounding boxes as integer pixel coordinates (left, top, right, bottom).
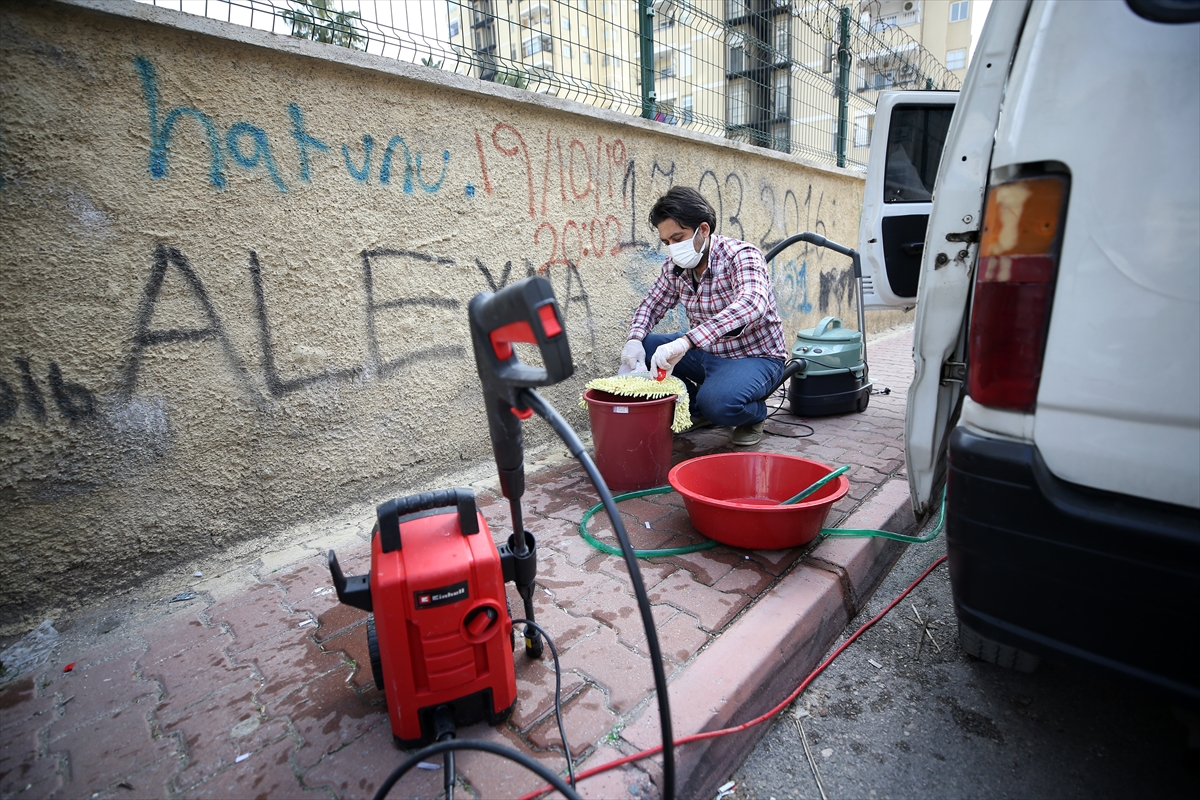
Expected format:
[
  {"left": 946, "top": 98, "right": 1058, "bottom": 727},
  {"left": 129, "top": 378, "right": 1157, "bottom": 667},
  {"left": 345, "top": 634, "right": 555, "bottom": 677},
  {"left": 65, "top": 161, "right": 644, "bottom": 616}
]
[
  {"left": 732, "top": 420, "right": 765, "bottom": 446},
  {"left": 685, "top": 413, "right": 713, "bottom": 432}
]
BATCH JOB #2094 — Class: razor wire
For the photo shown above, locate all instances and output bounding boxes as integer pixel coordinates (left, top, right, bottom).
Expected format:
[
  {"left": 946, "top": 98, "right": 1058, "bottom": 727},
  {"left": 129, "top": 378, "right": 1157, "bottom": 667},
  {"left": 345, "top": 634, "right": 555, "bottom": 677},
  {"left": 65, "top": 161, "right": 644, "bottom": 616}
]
[{"left": 138, "top": 0, "right": 961, "bottom": 172}]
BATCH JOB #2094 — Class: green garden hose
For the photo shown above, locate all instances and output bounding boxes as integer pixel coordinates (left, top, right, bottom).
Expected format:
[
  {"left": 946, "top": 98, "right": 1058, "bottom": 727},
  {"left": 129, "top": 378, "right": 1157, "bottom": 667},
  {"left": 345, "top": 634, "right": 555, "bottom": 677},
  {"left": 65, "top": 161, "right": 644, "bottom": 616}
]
[
  {"left": 578, "top": 479, "right": 946, "bottom": 558},
  {"left": 578, "top": 486, "right": 719, "bottom": 557}
]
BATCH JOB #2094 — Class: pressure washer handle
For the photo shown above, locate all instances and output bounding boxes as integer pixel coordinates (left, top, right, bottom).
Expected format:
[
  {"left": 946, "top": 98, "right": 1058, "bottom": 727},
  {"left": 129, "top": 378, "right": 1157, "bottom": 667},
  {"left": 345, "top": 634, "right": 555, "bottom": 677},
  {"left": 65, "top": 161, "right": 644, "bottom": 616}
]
[
  {"left": 468, "top": 276, "right": 573, "bottom": 403},
  {"left": 469, "top": 277, "right": 574, "bottom": 499}
]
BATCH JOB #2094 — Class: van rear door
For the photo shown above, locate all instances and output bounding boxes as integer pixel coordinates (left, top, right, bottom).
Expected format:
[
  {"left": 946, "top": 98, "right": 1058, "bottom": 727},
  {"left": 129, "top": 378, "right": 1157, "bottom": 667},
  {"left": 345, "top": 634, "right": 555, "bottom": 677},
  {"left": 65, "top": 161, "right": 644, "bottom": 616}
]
[
  {"left": 858, "top": 1, "right": 1031, "bottom": 515},
  {"left": 858, "top": 91, "right": 957, "bottom": 310}
]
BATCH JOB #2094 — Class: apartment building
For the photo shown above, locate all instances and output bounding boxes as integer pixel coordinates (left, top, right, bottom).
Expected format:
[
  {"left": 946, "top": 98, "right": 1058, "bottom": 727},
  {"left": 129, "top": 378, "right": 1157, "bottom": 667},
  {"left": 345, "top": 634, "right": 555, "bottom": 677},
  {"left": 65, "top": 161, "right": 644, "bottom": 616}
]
[{"left": 445, "top": 1, "right": 965, "bottom": 169}]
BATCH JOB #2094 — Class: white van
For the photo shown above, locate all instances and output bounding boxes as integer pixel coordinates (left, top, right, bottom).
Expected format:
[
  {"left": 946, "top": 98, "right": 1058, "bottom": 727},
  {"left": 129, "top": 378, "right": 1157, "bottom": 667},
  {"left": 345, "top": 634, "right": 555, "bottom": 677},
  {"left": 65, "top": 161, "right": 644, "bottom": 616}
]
[{"left": 859, "top": 0, "right": 1199, "bottom": 707}]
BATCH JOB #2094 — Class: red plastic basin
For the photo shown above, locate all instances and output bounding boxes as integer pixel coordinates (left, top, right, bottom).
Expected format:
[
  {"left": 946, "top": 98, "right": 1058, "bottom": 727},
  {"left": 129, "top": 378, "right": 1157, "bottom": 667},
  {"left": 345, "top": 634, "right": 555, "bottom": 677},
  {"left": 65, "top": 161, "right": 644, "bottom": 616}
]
[{"left": 668, "top": 453, "right": 849, "bottom": 550}]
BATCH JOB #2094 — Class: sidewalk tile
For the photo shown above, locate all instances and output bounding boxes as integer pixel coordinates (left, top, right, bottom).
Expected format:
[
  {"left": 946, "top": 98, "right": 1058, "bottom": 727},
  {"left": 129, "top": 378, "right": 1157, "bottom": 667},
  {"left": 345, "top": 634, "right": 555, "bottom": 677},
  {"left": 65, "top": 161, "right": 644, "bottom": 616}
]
[
  {"left": 587, "top": 587, "right": 676, "bottom": 652},
  {"left": 186, "top": 735, "right": 304, "bottom": 799},
  {"left": 0, "top": 676, "right": 56, "bottom": 732},
  {"left": 566, "top": 743, "right": 658, "bottom": 800},
  {"left": 529, "top": 685, "right": 616, "bottom": 758},
  {"left": 87, "top": 755, "right": 180, "bottom": 800},
  {"left": 593, "top": 557, "right": 677, "bottom": 593},
  {"left": 453, "top": 718, "right": 564, "bottom": 800},
  {"left": 661, "top": 548, "right": 745, "bottom": 586},
  {"left": 164, "top": 682, "right": 287, "bottom": 791},
  {"left": 712, "top": 561, "right": 774, "bottom": 597},
  {"left": 0, "top": 720, "right": 61, "bottom": 799},
  {"left": 234, "top": 634, "right": 349, "bottom": 709},
  {"left": 647, "top": 571, "right": 750, "bottom": 633},
  {"left": 50, "top": 697, "right": 175, "bottom": 799},
  {"left": 46, "top": 653, "right": 153, "bottom": 741},
  {"left": 209, "top": 582, "right": 295, "bottom": 655},
  {"left": 145, "top": 637, "right": 253, "bottom": 724},
  {"left": 524, "top": 588, "right": 602, "bottom": 652},
  {"left": 510, "top": 656, "right": 586, "bottom": 732},
  {"left": 537, "top": 551, "right": 622, "bottom": 608},
  {"left": 302, "top": 725, "right": 441, "bottom": 800},
  {"left": 560, "top": 625, "right": 651, "bottom": 714},
  {"left": 276, "top": 671, "right": 384, "bottom": 772},
  {"left": 141, "top": 608, "right": 224, "bottom": 666}
]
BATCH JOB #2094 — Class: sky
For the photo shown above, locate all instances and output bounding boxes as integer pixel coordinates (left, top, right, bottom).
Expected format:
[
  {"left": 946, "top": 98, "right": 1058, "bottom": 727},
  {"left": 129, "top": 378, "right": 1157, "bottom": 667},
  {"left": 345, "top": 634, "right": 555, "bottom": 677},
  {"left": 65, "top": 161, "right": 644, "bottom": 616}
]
[{"left": 971, "top": 0, "right": 993, "bottom": 59}]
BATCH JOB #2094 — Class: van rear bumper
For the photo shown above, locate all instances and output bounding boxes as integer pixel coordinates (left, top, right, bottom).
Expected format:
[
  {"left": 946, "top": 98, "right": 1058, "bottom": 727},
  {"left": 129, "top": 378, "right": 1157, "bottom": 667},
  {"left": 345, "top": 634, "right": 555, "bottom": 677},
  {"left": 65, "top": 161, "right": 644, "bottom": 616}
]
[{"left": 946, "top": 425, "right": 1200, "bottom": 709}]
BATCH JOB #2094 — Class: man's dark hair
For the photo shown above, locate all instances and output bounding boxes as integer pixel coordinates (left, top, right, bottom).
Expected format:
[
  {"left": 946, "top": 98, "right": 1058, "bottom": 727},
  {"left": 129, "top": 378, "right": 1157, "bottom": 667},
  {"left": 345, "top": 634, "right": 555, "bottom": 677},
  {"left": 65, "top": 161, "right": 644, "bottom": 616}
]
[{"left": 649, "top": 186, "right": 717, "bottom": 233}]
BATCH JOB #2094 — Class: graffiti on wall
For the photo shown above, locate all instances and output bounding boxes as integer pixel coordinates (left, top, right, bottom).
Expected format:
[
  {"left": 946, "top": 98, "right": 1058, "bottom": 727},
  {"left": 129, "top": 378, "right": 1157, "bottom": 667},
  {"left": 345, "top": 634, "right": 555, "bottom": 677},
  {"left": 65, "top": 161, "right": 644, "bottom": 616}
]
[
  {"left": 0, "top": 61, "right": 853, "bottom": 429},
  {"left": 135, "top": 57, "right": 450, "bottom": 194},
  {"left": 0, "top": 358, "right": 97, "bottom": 424}
]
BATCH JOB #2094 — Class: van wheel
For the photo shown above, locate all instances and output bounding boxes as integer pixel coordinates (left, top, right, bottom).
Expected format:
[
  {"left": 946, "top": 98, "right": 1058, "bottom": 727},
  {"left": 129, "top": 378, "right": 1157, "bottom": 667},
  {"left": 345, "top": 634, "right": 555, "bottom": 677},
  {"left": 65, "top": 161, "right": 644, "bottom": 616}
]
[
  {"left": 856, "top": 391, "right": 870, "bottom": 413},
  {"left": 958, "top": 619, "right": 1041, "bottom": 673}
]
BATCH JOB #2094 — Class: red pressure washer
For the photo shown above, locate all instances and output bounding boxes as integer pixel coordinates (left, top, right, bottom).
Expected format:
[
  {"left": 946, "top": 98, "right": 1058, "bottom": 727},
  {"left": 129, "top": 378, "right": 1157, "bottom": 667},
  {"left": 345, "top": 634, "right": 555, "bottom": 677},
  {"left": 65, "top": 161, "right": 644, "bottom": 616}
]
[{"left": 328, "top": 277, "right": 676, "bottom": 800}]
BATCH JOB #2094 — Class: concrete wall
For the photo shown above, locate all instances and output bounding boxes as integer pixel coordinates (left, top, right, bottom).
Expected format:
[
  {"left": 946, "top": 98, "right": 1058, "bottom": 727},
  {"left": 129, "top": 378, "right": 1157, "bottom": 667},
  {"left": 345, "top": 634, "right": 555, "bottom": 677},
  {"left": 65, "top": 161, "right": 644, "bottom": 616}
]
[{"left": 0, "top": 0, "right": 907, "bottom": 633}]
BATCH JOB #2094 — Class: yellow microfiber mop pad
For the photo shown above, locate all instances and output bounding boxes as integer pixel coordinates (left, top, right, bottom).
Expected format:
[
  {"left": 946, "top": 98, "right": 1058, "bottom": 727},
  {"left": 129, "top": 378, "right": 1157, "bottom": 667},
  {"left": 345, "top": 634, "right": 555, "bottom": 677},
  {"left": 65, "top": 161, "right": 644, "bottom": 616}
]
[{"left": 580, "top": 374, "right": 692, "bottom": 433}]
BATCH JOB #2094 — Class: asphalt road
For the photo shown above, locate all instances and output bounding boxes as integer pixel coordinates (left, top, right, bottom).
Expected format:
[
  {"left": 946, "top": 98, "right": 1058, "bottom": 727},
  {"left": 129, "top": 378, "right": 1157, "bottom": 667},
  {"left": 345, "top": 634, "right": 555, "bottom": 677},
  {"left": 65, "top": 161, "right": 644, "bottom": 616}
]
[{"left": 728, "top": 528, "right": 1199, "bottom": 800}]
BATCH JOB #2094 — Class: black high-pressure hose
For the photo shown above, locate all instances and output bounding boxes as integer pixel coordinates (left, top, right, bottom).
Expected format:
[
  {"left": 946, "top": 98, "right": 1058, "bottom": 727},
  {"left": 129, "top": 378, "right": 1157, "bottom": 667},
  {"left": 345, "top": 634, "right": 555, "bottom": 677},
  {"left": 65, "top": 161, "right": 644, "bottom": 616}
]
[
  {"left": 371, "top": 740, "right": 581, "bottom": 800},
  {"left": 520, "top": 388, "right": 676, "bottom": 800}
]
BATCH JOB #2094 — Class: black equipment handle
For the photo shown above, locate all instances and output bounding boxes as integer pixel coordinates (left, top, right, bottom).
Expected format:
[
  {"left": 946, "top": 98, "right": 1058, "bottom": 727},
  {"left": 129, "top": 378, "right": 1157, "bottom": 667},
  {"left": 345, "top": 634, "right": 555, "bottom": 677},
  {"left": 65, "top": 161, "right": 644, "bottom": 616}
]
[
  {"left": 764, "top": 232, "right": 862, "bottom": 279},
  {"left": 468, "top": 277, "right": 573, "bottom": 500},
  {"left": 328, "top": 550, "right": 372, "bottom": 611},
  {"left": 376, "top": 488, "right": 478, "bottom": 553}
]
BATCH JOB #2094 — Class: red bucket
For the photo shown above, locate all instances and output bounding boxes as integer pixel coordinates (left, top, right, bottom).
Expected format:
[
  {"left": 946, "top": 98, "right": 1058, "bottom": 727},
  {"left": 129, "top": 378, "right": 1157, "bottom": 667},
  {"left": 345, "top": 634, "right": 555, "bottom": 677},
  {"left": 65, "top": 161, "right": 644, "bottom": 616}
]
[
  {"left": 584, "top": 388, "right": 676, "bottom": 493},
  {"left": 668, "top": 453, "right": 849, "bottom": 550}
]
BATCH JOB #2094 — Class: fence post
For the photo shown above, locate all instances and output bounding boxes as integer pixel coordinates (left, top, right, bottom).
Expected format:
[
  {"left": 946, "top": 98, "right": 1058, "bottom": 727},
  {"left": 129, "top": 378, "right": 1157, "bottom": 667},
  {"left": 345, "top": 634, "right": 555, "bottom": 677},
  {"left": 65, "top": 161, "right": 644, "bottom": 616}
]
[
  {"left": 638, "top": 0, "right": 656, "bottom": 120},
  {"left": 836, "top": 6, "right": 851, "bottom": 168}
]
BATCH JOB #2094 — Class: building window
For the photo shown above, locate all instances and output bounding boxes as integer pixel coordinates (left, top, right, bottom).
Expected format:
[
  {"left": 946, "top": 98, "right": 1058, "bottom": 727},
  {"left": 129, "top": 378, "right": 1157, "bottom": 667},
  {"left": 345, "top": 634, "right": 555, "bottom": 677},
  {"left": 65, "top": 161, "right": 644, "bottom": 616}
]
[
  {"left": 823, "top": 41, "right": 834, "bottom": 74},
  {"left": 562, "top": 43, "right": 572, "bottom": 59},
  {"left": 580, "top": 0, "right": 587, "bottom": 10},
  {"left": 949, "top": 1, "right": 968, "bottom": 23},
  {"left": 946, "top": 48, "right": 966, "bottom": 70},
  {"left": 728, "top": 80, "right": 746, "bottom": 126},
  {"left": 772, "top": 71, "right": 788, "bottom": 118},
  {"left": 523, "top": 34, "right": 553, "bottom": 57},
  {"left": 583, "top": 51, "right": 591, "bottom": 65},
  {"left": 680, "top": 46, "right": 692, "bottom": 78},
  {"left": 581, "top": 24, "right": 589, "bottom": 38},
  {"left": 521, "top": 3, "right": 551, "bottom": 26},
  {"left": 854, "top": 112, "right": 873, "bottom": 148},
  {"left": 449, "top": 19, "right": 460, "bottom": 38},
  {"left": 682, "top": 95, "right": 694, "bottom": 124},
  {"left": 774, "top": 20, "right": 788, "bottom": 59},
  {"left": 729, "top": 36, "right": 746, "bottom": 74}
]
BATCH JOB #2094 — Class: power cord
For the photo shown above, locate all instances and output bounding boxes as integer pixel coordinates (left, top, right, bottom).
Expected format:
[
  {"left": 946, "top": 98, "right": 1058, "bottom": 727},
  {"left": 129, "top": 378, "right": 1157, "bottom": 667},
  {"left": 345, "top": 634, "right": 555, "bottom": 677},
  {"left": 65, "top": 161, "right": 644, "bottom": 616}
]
[
  {"left": 373, "top": 739, "right": 581, "bottom": 800},
  {"left": 763, "top": 385, "right": 815, "bottom": 439},
  {"left": 518, "top": 554, "right": 950, "bottom": 799},
  {"left": 512, "top": 619, "right": 574, "bottom": 789}
]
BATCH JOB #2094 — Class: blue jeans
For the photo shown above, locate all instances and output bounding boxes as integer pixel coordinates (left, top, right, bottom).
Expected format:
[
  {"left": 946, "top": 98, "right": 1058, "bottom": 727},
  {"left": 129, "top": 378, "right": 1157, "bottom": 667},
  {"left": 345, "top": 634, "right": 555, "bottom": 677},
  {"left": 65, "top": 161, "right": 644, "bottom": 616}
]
[{"left": 644, "top": 333, "right": 784, "bottom": 427}]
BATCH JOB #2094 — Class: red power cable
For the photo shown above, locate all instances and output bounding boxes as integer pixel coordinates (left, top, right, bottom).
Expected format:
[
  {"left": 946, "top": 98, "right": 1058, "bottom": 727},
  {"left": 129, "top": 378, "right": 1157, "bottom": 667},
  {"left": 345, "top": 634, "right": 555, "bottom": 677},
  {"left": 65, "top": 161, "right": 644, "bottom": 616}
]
[{"left": 519, "top": 554, "right": 949, "bottom": 800}]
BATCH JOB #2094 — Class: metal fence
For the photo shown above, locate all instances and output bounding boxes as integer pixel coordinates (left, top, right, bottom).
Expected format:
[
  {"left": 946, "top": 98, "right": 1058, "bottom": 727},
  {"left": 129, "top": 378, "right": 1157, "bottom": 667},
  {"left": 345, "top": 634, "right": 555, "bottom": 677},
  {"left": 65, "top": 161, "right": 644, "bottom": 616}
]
[{"left": 141, "top": 0, "right": 961, "bottom": 171}]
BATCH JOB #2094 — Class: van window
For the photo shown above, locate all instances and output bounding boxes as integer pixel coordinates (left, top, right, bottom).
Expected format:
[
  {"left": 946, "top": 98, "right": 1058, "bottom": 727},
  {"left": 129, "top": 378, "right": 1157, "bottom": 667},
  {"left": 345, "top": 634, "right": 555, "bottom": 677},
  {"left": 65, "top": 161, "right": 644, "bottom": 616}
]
[{"left": 884, "top": 105, "right": 953, "bottom": 203}]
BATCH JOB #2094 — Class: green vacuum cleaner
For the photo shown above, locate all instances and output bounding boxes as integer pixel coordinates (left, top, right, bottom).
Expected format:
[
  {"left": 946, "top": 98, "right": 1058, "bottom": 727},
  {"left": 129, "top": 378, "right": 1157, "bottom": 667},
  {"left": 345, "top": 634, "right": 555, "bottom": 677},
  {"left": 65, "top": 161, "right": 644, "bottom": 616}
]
[
  {"left": 787, "top": 315, "right": 871, "bottom": 416},
  {"left": 763, "top": 233, "right": 873, "bottom": 417}
]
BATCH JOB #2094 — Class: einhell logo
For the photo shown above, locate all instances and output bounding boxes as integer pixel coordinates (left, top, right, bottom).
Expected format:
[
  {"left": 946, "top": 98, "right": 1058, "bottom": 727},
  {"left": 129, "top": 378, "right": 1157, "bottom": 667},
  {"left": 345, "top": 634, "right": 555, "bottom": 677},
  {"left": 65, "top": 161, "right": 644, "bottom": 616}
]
[{"left": 414, "top": 580, "right": 469, "bottom": 610}]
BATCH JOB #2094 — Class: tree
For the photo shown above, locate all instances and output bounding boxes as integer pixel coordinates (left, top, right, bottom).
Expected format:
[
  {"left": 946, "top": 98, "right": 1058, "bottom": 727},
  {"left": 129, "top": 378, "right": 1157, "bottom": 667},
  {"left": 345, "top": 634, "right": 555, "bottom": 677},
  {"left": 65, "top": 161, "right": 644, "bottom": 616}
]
[{"left": 282, "top": 0, "right": 366, "bottom": 51}]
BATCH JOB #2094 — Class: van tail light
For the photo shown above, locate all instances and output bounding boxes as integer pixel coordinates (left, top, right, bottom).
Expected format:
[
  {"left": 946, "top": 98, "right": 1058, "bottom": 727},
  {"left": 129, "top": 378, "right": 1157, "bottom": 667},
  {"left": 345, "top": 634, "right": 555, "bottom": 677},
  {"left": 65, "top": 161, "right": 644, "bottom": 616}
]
[{"left": 968, "top": 174, "right": 1069, "bottom": 412}]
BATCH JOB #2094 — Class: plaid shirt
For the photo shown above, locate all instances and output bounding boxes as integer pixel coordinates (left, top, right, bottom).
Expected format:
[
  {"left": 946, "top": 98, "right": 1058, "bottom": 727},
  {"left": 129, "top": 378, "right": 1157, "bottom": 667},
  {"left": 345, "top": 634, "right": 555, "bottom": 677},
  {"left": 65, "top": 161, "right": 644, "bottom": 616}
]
[{"left": 628, "top": 234, "right": 787, "bottom": 361}]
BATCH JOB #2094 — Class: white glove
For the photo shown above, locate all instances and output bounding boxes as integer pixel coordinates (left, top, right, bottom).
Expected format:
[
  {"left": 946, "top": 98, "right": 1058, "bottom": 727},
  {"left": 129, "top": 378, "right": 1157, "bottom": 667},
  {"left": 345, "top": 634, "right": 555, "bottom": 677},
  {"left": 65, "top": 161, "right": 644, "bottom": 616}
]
[
  {"left": 650, "top": 337, "right": 691, "bottom": 379},
  {"left": 619, "top": 339, "right": 647, "bottom": 375}
]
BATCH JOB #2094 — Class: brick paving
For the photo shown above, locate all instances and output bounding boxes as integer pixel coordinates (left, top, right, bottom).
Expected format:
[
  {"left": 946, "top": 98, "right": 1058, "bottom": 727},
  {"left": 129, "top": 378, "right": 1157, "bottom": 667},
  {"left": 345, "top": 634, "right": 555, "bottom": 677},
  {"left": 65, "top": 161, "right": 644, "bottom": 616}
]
[{"left": 0, "top": 326, "right": 916, "bottom": 800}]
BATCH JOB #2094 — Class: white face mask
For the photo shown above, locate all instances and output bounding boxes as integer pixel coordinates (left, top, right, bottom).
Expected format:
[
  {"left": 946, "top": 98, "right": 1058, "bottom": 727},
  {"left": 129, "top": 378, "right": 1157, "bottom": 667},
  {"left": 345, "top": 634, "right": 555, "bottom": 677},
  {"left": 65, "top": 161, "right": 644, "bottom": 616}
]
[{"left": 667, "top": 228, "right": 707, "bottom": 271}]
